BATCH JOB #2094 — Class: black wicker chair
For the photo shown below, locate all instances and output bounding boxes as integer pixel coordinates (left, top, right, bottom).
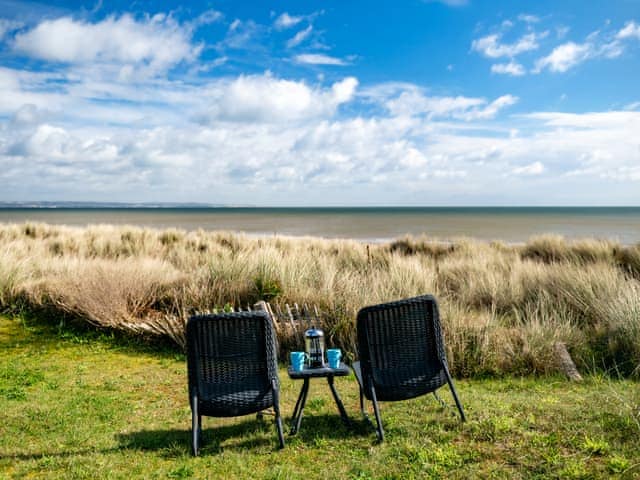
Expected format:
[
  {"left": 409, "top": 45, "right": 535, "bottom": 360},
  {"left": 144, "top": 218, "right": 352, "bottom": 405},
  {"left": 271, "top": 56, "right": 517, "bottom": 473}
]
[
  {"left": 186, "top": 311, "right": 284, "bottom": 455},
  {"left": 353, "top": 295, "right": 465, "bottom": 441}
]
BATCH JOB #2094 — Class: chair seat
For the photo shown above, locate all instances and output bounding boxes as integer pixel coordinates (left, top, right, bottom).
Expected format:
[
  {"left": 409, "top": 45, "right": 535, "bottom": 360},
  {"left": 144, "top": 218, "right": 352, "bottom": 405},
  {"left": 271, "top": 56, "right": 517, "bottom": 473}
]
[
  {"left": 199, "top": 384, "right": 274, "bottom": 417},
  {"left": 353, "top": 361, "right": 446, "bottom": 401}
]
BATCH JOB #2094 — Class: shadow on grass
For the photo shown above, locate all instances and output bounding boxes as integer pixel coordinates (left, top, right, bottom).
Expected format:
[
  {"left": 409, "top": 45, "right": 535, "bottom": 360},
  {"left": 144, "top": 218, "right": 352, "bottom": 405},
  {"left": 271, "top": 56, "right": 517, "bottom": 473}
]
[
  {"left": 117, "top": 420, "right": 276, "bottom": 457},
  {"left": 116, "top": 413, "right": 373, "bottom": 457},
  {"left": 0, "top": 448, "right": 124, "bottom": 462},
  {"left": 288, "top": 413, "right": 372, "bottom": 442}
]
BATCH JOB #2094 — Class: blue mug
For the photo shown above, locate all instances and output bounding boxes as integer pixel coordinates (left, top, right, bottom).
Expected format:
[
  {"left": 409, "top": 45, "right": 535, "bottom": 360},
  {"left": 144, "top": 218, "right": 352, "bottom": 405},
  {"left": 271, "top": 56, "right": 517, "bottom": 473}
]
[
  {"left": 327, "top": 348, "right": 341, "bottom": 369},
  {"left": 290, "top": 351, "right": 307, "bottom": 372}
]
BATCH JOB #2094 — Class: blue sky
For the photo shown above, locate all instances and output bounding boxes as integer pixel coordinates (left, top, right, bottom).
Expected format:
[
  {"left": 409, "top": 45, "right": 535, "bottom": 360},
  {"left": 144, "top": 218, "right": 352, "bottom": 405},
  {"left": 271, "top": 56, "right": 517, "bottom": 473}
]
[{"left": 1, "top": 0, "right": 639, "bottom": 205}]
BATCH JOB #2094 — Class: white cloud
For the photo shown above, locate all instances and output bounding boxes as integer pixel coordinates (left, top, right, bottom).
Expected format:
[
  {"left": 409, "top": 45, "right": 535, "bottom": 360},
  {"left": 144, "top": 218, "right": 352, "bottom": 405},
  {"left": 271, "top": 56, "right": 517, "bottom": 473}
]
[
  {"left": 221, "top": 19, "right": 262, "bottom": 50},
  {"left": 287, "top": 25, "right": 313, "bottom": 48},
  {"left": 12, "top": 14, "right": 199, "bottom": 75},
  {"left": 617, "top": 21, "right": 640, "bottom": 40},
  {"left": 3, "top": 8, "right": 640, "bottom": 205},
  {"left": 274, "top": 12, "right": 303, "bottom": 30},
  {"left": 472, "top": 32, "right": 543, "bottom": 58},
  {"left": 598, "top": 39, "right": 624, "bottom": 59},
  {"left": 379, "top": 85, "right": 518, "bottom": 120},
  {"left": 501, "top": 20, "right": 514, "bottom": 30},
  {"left": 534, "top": 21, "right": 640, "bottom": 74},
  {"left": 196, "top": 74, "right": 358, "bottom": 123},
  {"left": 624, "top": 101, "right": 640, "bottom": 111},
  {"left": 3, "top": 98, "right": 640, "bottom": 204},
  {"left": 467, "top": 95, "right": 519, "bottom": 120},
  {"left": 533, "top": 41, "right": 591, "bottom": 73},
  {"left": 511, "top": 161, "right": 544, "bottom": 176},
  {"left": 476, "top": 19, "right": 639, "bottom": 76},
  {"left": 294, "top": 53, "right": 348, "bottom": 66},
  {"left": 491, "top": 61, "right": 525, "bottom": 76},
  {"left": 0, "top": 67, "right": 68, "bottom": 114},
  {"left": 191, "top": 9, "right": 223, "bottom": 27}
]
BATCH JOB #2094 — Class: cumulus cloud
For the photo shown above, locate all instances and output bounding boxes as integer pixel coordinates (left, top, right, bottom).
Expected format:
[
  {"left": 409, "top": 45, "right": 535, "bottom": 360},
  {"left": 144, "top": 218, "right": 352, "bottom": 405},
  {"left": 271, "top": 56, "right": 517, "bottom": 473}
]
[
  {"left": 377, "top": 85, "right": 518, "bottom": 120},
  {"left": 3, "top": 97, "right": 640, "bottom": 204},
  {"left": 274, "top": 12, "right": 304, "bottom": 30},
  {"left": 491, "top": 61, "right": 525, "bottom": 76},
  {"left": 534, "top": 21, "right": 639, "bottom": 74},
  {"left": 472, "top": 32, "right": 543, "bottom": 58},
  {"left": 12, "top": 14, "right": 199, "bottom": 76},
  {"left": 533, "top": 41, "right": 591, "bottom": 73},
  {"left": 3, "top": 9, "right": 640, "bottom": 204},
  {"left": 294, "top": 53, "right": 348, "bottom": 65},
  {"left": 476, "top": 19, "right": 639, "bottom": 76},
  {"left": 617, "top": 21, "right": 640, "bottom": 40},
  {"left": 196, "top": 74, "right": 358, "bottom": 123}
]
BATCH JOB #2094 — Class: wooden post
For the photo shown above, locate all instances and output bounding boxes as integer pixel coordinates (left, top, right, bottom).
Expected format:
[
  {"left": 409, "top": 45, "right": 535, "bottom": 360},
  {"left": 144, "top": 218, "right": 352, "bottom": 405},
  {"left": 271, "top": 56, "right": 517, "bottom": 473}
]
[{"left": 554, "top": 342, "right": 583, "bottom": 382}]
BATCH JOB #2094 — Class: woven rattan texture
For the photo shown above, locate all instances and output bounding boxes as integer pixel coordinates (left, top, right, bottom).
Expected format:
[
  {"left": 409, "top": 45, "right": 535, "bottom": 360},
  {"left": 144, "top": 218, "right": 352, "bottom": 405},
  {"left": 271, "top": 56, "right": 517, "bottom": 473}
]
[
  {"left": 356, "top": 295, "right": 448, "bottom": 401},
  {"left": 187, "top": 312, "right": 278, "bottom": 417}
]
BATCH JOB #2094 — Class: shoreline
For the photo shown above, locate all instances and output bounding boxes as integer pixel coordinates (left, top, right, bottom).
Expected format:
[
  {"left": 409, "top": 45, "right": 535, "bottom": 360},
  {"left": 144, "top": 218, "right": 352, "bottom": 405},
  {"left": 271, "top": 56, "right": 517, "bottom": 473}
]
[{"left": 0, "top": 220, "right": 635, "bottom": 247}]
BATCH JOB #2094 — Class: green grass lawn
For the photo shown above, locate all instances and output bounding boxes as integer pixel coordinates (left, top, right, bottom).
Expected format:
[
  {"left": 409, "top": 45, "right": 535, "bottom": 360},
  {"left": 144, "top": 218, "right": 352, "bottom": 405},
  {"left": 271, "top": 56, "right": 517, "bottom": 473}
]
[{"left": 1, "top": 316, "right": 639, "bottom": 479}]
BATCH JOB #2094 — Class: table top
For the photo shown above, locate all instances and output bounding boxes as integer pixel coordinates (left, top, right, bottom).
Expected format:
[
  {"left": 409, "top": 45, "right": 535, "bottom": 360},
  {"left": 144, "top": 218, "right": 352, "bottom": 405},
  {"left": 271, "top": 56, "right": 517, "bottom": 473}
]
[{"left": 287, "top": 363, "right": 351, "bottom": 379}]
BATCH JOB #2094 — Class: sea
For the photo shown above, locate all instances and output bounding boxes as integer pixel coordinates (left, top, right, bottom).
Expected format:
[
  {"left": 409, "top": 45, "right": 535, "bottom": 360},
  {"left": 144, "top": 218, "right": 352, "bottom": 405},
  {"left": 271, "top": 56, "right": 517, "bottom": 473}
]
[{"left": 1, "top": 207, "right": 639, "bottom": 245}]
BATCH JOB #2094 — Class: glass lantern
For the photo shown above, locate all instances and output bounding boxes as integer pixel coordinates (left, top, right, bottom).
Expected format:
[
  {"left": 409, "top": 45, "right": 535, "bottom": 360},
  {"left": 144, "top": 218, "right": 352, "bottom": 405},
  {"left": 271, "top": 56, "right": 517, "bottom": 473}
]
[{"left": 304, "top": 326, "right": 325, "bottom": 368}]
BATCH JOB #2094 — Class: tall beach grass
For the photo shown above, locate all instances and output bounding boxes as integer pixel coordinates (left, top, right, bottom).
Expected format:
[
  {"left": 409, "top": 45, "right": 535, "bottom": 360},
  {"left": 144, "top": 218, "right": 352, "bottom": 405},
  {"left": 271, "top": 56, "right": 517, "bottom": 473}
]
[{"left": 1, "top": 223, "right": 639, "bottom": 378}]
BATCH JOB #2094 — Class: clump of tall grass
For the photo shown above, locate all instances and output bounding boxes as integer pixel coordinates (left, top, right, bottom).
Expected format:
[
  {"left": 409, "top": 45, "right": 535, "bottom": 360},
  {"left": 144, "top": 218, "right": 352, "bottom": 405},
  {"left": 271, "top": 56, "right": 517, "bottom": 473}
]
[
  {"left": 520, "top": 235, "right": 618, "bottom": 265},
  {"left": 0, "top": 222, "right": 639, "bottom": 377},
  {"left": 615, "top": 244, "right": 640, "bottom": 279},
  {"left": 0, "top": 249, "right": 27, "bottom": 310},
  {"left": 26, "top": 257, "right": 188, "bottom": 346},
  {"left": 388, "top": 235, "right": 456, "bottom": 259}
]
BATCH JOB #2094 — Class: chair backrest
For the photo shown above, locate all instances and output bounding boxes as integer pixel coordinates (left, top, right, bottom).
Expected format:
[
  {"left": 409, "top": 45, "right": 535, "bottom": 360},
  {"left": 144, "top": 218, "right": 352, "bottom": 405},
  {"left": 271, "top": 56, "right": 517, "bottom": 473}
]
[
  {"left": 186, "top": 311, "right": 278, "bottom": 408},
  {"left": 356, "top": 295, "right": 448, "bottom": 401}
]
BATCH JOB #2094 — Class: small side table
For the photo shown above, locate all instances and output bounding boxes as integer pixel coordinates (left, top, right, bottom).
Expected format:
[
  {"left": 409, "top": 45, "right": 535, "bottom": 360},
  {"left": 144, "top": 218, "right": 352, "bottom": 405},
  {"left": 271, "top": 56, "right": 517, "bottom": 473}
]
[{"left": 287, "top": 363, "right": 351, "bottom": 435}]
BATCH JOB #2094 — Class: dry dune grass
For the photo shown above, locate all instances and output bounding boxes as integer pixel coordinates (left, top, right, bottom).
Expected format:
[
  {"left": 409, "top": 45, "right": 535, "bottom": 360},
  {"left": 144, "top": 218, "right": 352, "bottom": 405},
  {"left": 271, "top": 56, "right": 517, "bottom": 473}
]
[{"left": 1, "top": 222, "right": 639, "bottom": 377}]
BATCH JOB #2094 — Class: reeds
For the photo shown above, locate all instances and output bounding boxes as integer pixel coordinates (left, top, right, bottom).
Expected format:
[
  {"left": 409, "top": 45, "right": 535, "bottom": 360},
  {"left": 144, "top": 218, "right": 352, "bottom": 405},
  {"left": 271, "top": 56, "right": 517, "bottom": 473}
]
[{"left": 1, "top": 223, "right": 639, "bottom": 377}]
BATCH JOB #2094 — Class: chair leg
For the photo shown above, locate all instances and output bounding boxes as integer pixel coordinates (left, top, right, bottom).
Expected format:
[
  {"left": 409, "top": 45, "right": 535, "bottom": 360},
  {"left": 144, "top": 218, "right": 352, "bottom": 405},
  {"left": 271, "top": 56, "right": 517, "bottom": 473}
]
[
  {"left": 370, "top": 385, "right": 384, "bottom": 442},
  {"left": 272, "top": 379, "right": 285, "bottom": 449},
  {"left": 359, "top": 386, "right": 367, "bottom": 418},
  {"left": 191, "top": 395, "right": 200, "bottom": 456},
  {"left": 352, "top": 362, "right": 370, "bottom": 421},
  {"left": 443, "top": 367, "right": 466, "bottom": 422}
]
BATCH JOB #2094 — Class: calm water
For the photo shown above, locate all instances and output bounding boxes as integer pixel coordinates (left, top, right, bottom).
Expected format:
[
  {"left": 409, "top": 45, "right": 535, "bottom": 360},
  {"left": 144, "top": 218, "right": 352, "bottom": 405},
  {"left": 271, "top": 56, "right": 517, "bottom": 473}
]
[{"left": 1, "top": 207, "right": 639, "bottom": 244}]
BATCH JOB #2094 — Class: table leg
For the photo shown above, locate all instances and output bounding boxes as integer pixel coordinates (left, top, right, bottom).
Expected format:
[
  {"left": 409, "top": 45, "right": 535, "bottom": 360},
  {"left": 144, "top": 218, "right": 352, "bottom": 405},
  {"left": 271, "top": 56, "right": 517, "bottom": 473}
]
[
  {"left": 327, "top": 375, "right": 350, "bottom": 425},
  {"left": 290, "top": 378, "right": 310, "bottom": 435}
]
